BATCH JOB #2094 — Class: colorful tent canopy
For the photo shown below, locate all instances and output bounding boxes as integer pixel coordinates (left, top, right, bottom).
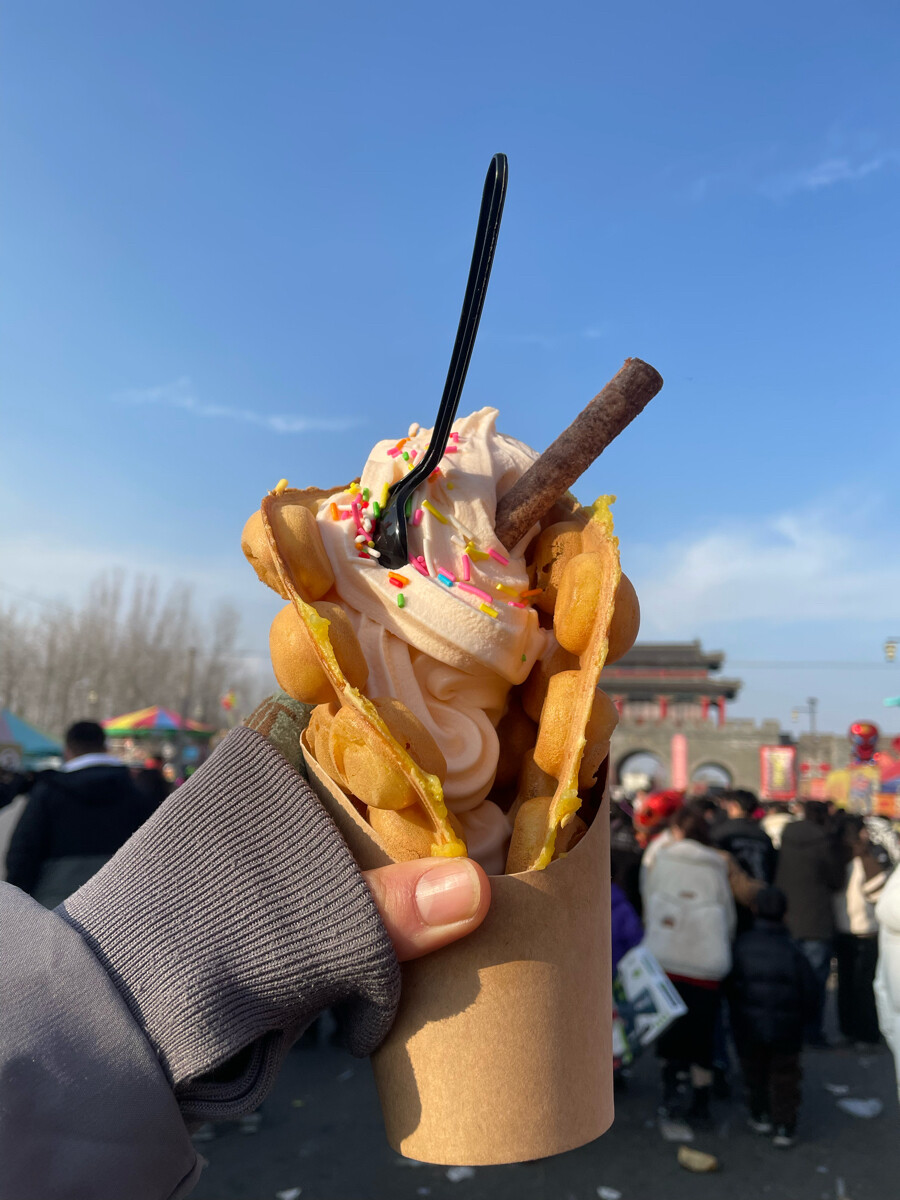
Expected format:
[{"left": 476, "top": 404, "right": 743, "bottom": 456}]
[
  {"left": 0, "top": 709, "right": 63, "bottom": 766},
  {"left": 103, "top": 706, "right": 215, "bottom": 738}
]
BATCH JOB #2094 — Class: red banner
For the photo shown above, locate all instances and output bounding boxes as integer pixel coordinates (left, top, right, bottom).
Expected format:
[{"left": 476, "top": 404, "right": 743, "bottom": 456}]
[{"left": 760, "top": 745, "right": 797, "bottom": 801}]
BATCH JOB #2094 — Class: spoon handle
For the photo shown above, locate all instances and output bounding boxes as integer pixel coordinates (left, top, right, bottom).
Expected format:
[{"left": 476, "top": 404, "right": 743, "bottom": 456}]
[
  {"left": 406, "top": 153, "right": 508, "bottom": 483},
  {"left": 372, "top": 155, "right": 508, "bottom": 569},
  {"left": 420, "top": 157, "right": 511, "bottom": 475}
]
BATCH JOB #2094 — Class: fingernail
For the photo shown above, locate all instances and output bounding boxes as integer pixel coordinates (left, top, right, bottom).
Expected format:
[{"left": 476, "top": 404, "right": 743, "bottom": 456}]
[{"left": 415, "top": 860, "right": 481, "bottom": 927}]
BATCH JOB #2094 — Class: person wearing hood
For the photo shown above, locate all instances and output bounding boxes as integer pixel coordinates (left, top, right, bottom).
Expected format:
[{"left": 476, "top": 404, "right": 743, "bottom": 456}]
[
  {"left": 642, "top": 805, "right": 736, "bottom": 1123},
  {"left": 774, "top": 800, "right": 845, "bottom": 1047},
  {"left": 5, "top": 720, "right": 156, "bottom": 908}
]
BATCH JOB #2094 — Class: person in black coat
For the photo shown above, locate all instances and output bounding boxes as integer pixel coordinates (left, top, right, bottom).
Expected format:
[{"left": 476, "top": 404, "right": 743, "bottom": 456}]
[
  {"left": 5, "top": 720, "right": 156, "bottom": 908},
  {"left": 610, "top": 800, "right": 644, "bottom": 916},
  {"left": 712, "top": 789, "right": 776, "bottom": 884},
  {"left": 0, "top": 769, "right": 33, "bottom": 810},
  {"left": 773, "top": 800, "right": 845, "bottom": 1045},
  {"left": 727, "top": 886, "right": 818, "bottom": 1147},
  {"left": 133, "top": 754, "right": 173, "bottom": 812}
]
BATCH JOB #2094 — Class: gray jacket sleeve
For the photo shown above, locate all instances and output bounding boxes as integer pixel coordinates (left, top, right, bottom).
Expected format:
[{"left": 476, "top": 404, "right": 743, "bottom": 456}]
[
  {"left": 1, "top": 726, "right": 401, "bottom": 1200},
  {"left": 0, "top": 886, "right": 202, "bottom": 1200}
]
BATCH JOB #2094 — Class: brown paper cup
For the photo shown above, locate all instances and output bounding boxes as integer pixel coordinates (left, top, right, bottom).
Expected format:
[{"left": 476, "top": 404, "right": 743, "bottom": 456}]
[{"left": 302, "top": 741, "right": 613, "bottom": 1165}]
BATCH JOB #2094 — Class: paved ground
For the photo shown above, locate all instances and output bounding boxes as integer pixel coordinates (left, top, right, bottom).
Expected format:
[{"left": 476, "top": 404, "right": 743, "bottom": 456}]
[{"left": 191, "top": 1021, "right": 900, "bottom": 1200}]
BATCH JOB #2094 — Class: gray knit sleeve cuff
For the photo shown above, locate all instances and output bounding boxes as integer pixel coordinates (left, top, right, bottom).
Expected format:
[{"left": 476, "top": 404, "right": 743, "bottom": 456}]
[{"left": 60, "top": 727, "right": 400, "bottom": 1122}]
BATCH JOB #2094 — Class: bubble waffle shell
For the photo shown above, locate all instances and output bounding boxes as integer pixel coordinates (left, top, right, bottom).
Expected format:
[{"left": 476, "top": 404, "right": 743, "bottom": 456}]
[{"left": 505, "top": 496, "right": 622, "bottom": 872}]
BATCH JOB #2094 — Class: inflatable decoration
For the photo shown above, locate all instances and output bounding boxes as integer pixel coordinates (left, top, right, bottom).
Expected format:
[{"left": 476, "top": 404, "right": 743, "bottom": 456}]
[{"left": 826, "top": 720, "right": 900, "bottom": 816}]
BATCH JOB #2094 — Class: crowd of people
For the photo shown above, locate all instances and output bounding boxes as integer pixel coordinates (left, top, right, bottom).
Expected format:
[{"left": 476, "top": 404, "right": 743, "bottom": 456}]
[
  {"left": 2, "top": 718, "right": 900, "bottom": 1179},
  {"left": 610, "top": 785, "right": 900, "bottom": 1147}
]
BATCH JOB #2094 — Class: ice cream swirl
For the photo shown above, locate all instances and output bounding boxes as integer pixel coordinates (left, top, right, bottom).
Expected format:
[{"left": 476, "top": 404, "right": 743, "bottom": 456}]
[{"left": 316, "top": 408, "right": 548, "bottom": 866}]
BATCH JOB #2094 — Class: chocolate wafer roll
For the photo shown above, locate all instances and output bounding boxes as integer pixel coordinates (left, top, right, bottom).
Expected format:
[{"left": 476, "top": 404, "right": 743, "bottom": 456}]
[{"left": 495, "top": 357, "right": 663, "bottom": 551}]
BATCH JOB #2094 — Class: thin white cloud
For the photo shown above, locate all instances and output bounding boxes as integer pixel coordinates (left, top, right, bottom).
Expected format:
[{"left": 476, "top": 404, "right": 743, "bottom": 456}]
[
  {"left": 760, "top": 151, "right": 900, "bottom": 199},
  {"left": 488, "top": 332, "right": 560, "bottom": 349},
  {"left": 631, "top": 497, "right": 900, "bottom": 633},
  {"left": 485, "top": 325, "right": 611, "bottom": 350},
  {"left": 689, "top": 172, "right": 727, "bottom": 202},
  {"left": 687, "top": 134, "right": 899, "bottom": 203},
  {"left": 116, "top": 377, "right": 359, "bottom": 434}
]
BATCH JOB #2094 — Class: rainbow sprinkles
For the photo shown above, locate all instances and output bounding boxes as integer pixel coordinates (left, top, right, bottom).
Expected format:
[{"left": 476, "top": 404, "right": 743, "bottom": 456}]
[{"left": 325, "top": 420, "right": 544, "bottom": 626}]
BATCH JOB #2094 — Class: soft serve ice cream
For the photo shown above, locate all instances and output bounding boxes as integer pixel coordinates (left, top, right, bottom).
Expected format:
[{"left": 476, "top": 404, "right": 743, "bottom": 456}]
[{"left": 314, "top": 408, "right": 548, "bottom": 872}]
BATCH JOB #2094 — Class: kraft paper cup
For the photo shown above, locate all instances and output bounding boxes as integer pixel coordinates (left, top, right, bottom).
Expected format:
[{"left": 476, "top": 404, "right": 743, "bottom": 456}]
[{"left": 302, "top": 741, "right": 613, "bottom": 1165}]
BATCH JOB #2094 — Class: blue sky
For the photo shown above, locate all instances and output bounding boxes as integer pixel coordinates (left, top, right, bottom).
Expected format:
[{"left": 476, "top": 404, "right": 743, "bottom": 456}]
[{"left": 2, "top": 0, "right": 899, "bottom": 734}]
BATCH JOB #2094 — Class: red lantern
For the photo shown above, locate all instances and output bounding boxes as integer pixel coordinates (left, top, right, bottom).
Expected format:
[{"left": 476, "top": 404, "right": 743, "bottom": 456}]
[
  {"left": 819, "top": 762, "right": 831, "bottom": 773},
  {"left": 800, "top": 761, "right": 810, "bottom": 774}
]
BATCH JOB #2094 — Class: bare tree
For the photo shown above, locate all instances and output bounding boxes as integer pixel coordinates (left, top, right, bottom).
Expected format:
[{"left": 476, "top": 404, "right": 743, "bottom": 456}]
[{"left": 0, "top": 573, "right": 268, "bottom": 739}]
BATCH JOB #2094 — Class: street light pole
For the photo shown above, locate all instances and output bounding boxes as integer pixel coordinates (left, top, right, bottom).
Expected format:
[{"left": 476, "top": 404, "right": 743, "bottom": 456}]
[{"left": 792, "top": 698, "right": 820, "bottom": 796}]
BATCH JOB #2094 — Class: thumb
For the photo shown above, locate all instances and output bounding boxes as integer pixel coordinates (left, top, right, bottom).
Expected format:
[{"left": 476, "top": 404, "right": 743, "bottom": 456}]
[{"left": 363, "top": 858, "right": 491, "bottom": 962}]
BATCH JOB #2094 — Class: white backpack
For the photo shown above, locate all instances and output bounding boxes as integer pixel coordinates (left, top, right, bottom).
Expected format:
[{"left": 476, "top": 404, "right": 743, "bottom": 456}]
[{"left": 642, "top": 839, "right": 735, "bottom": 982}]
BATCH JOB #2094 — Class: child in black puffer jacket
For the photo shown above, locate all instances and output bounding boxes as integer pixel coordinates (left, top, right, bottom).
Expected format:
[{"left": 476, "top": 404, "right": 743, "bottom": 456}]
[{"left": 726, "top": 886, "right": 818, "bottom": 1148}]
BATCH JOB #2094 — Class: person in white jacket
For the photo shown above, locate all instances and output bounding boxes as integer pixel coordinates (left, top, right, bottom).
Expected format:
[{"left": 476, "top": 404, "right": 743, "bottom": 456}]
[
  {"left": 761, "top": 802, "right": 798, "bottom": 851},
  {"left": 834, "top": 815, "right": 891, "bottom": 1047},
  {"left": 642, "top": 806, "right": 736, "bottom": 1122},
  {"left": 875, "top": 865, "right": 900, "bottom": 1102}
]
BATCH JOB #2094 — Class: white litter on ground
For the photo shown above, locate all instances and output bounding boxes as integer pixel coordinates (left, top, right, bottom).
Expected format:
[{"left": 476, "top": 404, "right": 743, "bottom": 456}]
[
  {"left": 446, "top": 1166, "right": 476, "bottom": 1182},
  {"left": 658, "top": 1117, "right": 695, "bottom": 1143},
  {"left": 836, "top": 1097, "right": 883, "bottom": 1118},
  {"left": 416, "top": 1190, "right": 432, "bottom": 1196},
  {"left": 597, "top": 1187, "right": 622, "bottom": 1199},
  {"left": 276, "top": 1189, "right": 302, "bottom": 1200},
  {"left": 824, "top": 1083, "right": 850, "bottom": 1095}
]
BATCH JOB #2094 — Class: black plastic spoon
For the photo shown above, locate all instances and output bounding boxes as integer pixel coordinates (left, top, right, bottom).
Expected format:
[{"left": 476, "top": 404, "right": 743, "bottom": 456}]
[{"left": 371, "top": 153, "right": 508, "bottom": 569}]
